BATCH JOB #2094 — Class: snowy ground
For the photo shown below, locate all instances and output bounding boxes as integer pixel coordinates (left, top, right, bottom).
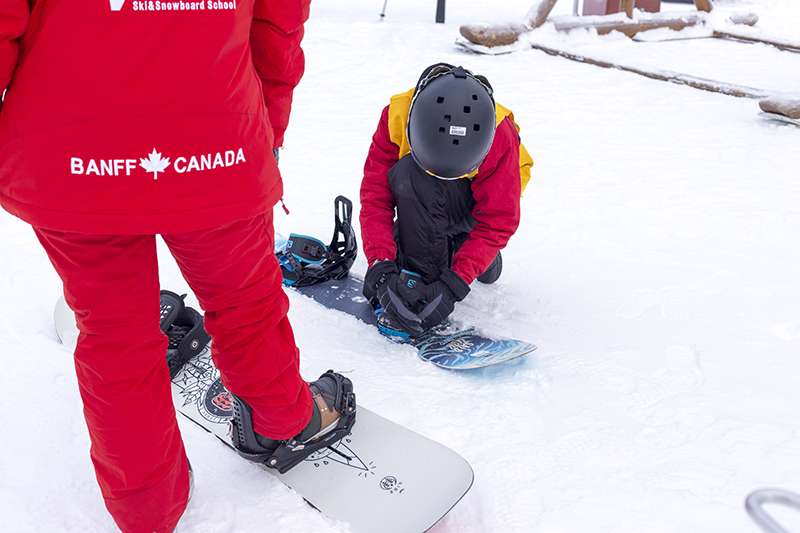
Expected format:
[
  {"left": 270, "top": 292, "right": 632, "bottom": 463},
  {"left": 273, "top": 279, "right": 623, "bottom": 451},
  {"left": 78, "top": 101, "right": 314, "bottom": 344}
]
[{"left": 2, "top": 0, "right": 800, "bottom": 532}]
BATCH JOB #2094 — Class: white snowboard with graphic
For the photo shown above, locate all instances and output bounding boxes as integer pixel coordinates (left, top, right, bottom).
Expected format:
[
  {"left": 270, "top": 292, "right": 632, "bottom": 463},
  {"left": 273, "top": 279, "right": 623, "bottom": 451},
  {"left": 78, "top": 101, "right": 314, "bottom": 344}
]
[{"left": 54, "top": 296, "right": 474, "bottom": 532}]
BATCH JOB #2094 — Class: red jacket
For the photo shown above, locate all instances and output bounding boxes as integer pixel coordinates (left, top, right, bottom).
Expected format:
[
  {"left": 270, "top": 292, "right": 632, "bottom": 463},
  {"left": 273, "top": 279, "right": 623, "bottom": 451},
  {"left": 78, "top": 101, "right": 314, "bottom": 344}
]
[
  {"left": 360, "top": 105, "right": 523, "bottom": 284},
  {"left": 0, "top": 0, "right": 309, "bottom": 234}
]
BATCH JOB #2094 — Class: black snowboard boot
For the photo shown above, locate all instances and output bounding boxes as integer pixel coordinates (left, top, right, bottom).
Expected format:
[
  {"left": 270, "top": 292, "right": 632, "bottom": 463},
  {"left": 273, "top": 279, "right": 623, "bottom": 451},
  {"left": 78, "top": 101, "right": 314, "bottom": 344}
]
[
  {"left": 229, "top": 370, "right": 356, "bottom": 474},
  {"left": 375, "top": 307, "right": 416, "bottom": 340},
  {"left": 476, "top": 251, "right": 502, "bottom": 284},
  {"left": 160, "top": 291, "right": 211, "bottom": 378}
]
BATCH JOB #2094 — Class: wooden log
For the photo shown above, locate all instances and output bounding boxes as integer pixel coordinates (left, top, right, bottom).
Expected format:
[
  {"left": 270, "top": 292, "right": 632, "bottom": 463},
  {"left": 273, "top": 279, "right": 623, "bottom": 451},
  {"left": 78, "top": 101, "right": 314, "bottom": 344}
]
[
  {"left": 526, "top": 0, "right": 560, "bottom": 29},
  {"left": 759, "top": 97, "right": 800, "bottom": 119},
  {"left": 693, "top": 0, "right": 714, "bottom": 13},
  {"left": 551, "top": 10, "right": 756, "bottom": 37},
  {"left": 527, "top": 42, "right": 769, "bottom": 99},
  {"left": 725, "top": 11, "right": 759, "bottom": 26},
  {"left": 458, "top": 8, "right": 758, "bottom": 48},
  {"left": 715, "top": 28, "right": 800, "bottom": 53},
  {"left": 459, "top": 23, "right": 527, "bottom": 47},
  {"left": 552, "top": 12, "right": 706, "bottom": 37}
]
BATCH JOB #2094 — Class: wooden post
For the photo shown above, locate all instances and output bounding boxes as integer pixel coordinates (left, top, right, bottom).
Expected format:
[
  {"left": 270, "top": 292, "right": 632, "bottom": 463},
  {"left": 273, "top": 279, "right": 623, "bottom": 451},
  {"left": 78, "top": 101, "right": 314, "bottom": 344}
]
[
  {"left": 436, "top": 0, "right": 445, "bottom": 23},
  {"left": 527, "top": 0, "right": 560, "bottom": 29},
  {"left": 693, "top": 0, "right": 713, "bottom": 13},
  {"left": 620, "top": 0, "right": 635, "bottom": 18}
]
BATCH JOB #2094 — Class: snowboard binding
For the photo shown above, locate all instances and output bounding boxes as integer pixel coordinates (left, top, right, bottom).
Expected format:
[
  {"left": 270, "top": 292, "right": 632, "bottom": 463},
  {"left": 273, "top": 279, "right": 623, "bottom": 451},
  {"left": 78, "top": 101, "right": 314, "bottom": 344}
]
[
  {"left": 160, "top": 291, "right": 211, "bottom": 378},
  {"left": 276, "top": 196, "right": 357, "bottom": 287},
  {"left": 229, "top": 370, "right": 357, "bottom": 474}
]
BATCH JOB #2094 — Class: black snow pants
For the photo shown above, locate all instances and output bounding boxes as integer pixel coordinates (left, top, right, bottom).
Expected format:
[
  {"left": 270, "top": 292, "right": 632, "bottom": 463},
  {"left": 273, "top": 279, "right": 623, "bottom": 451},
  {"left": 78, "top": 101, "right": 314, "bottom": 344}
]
[{"left": 387, "top": 154, "right": 476, "bottom": 284}]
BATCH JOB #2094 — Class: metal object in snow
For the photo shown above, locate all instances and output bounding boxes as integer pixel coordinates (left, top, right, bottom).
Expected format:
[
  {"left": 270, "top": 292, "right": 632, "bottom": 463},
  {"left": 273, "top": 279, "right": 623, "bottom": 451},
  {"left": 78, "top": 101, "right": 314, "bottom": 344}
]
[{"left": 746, "top": 489, "right": 800, "bottom": 533}]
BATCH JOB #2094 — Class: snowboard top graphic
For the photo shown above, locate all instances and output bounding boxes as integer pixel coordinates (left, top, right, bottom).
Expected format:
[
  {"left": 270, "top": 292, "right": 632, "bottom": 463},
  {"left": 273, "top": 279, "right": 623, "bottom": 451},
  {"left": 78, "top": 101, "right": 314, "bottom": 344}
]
[{"left": 171, "top": 347, "right": 473, "bottom": 532}]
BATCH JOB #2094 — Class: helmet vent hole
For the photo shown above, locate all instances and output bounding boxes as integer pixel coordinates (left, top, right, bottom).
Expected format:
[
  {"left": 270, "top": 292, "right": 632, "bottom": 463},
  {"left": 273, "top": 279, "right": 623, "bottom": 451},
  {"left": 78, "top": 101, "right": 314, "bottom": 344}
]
[
  {"left": 439, "top": 127, "right": 446, "bottom": 133},
  {"left": 472, "top": 94, "right": 479, "bottom": 100},
  {"left": 452, "top": 139, "right": 460, "bottom": 146},
  {"left": 443, "top": 114, "right": 451, "bottom": 122},
  {"left": 436, "top": 96, "right": 445, "bottom": 104},
  {"left": 473, "top": 124, "right": 480, "bottom": 131},
  {"left": 463, "top": 106, "right": 471, "bottom": 113}
]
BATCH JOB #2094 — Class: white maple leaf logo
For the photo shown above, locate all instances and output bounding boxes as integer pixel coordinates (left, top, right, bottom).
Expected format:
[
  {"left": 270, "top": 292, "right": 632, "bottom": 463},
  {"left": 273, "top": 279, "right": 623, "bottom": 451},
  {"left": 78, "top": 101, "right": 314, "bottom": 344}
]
[{"left": 140, "top": 149, "right": 171, "bottom": 179}]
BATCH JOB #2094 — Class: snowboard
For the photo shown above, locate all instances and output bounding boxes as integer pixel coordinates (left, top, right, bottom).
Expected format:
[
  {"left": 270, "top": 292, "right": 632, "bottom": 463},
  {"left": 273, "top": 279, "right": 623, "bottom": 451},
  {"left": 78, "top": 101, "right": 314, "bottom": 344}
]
[
  {"left": 54, "top": 296, "right": 474, "bottom": 533},
  {"left": 290, "top": 274, "right": 537, "bottom": 369}
]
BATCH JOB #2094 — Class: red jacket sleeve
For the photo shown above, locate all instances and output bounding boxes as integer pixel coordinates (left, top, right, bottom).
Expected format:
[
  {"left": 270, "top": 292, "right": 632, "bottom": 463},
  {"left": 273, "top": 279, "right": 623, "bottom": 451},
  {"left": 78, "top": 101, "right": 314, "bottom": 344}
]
[
  {"left": 0, "top": 0, "right": 29, "bottom": 98},
  {"left": 250, "top": 0, "right": 311, "bottom": 149},
  {"left": 451, "top": 117, "right": 522, "bottom": 284},
  {"left": 359, "top": 106, "right": 399, "bottom": 266}
]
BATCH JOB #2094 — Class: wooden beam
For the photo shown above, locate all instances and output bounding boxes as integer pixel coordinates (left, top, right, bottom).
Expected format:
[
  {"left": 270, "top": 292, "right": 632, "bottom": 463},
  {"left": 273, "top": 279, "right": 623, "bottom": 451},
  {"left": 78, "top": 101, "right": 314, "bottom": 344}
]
[
  {"left": 527, "top": 42, "right": 769, "bottom": 99},
  {"left": 459, "top": 8, "right": 758, "bottom": 48},
  {"left": 552, "top": 12, "right": 706, "bottom": 37},
  {"left": 619, "top": 0, "right": 635, "bottom": 18},
  {"left": 526, "top": 0, "right": 560, "bottom": 29},
  {"left": 714, "top": 28, "right": 800, "bottom": 54},
  {"left": 693, "top": 0, "right": 714, "bottom": 13}
]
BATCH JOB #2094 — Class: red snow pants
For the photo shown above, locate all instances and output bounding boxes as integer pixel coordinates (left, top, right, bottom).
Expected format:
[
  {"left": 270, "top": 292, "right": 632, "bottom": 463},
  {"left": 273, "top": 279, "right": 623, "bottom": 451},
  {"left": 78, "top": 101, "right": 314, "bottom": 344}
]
[{"left": 34, "top": 212, "right": 313, "bottom": 533}]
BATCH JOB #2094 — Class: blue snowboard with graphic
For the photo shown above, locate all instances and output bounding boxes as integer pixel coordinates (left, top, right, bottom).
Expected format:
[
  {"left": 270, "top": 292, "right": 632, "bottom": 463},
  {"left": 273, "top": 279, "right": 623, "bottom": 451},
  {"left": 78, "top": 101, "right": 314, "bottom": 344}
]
[{"left": 291, "top": 274, "right": 536, "bottom": 369}]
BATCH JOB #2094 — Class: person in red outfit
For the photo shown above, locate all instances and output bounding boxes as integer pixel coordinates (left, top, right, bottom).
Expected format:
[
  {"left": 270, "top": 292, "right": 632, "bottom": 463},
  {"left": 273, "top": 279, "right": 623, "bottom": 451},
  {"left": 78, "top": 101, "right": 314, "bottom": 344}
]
[
  {"left": 360, "top": 63, "right": 533, "bottom": 339},
  {"left": 0, "top": 2, "right": 354, "bottom": 532}
]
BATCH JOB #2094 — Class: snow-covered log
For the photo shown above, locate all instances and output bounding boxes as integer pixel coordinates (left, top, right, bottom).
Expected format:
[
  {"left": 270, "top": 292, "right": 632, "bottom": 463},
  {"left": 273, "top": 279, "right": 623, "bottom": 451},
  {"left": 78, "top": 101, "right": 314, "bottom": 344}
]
[
  {"left": 459, "top": 23, "right": 528, "bottom": 48},
  {"left": 458, "top": 0, "right": 756, "bottom": 48},
  {"left": 526, "top": 42, "right": 769, "bottom": 99},
  {"left": 551, "top": 12, "right": 706, "bottom": 37},
  {"left": 759, "top": 97, "right": 800, "bottom": 119},
  {"left": 714, "top": 28, "right": 800, "bottom": 53},
  {"left": 550, "top": 11, "right": 756, "bottom": 37}
]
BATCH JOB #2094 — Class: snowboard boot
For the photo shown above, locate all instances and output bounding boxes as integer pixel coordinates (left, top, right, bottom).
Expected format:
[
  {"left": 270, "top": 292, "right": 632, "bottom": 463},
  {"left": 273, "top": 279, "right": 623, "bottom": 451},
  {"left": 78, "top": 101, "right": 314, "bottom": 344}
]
[
  {"left": 375, "top": 306, "right": 414, "bottom": 340},
  {"left": 476, "top": 251, "right": 502, "bottom": 284},
  {"left": 229, "top": 370, "right": 356, "bottom": 474},
  {"left": 160, "top": 291, "right": 211, "bottom": 378}
]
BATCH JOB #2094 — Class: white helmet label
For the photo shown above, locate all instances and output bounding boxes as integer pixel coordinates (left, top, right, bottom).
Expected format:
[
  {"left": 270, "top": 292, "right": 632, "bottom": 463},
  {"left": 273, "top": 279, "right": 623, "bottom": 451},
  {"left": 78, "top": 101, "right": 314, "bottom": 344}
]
[{"left": 449, "top": 126, "right": 467, "bottom": 137}]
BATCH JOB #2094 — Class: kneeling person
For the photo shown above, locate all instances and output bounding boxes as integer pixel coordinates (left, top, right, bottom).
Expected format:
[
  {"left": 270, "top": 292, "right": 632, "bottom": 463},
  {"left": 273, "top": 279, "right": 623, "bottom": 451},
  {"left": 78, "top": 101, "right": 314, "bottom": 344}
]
[{"left": 359, "top": 63, "right": 533, "bottom": 338}]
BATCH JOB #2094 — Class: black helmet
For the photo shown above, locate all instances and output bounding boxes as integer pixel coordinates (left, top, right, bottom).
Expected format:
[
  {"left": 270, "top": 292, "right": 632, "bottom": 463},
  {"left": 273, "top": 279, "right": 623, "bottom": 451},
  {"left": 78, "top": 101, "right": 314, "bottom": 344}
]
[{"left": 407, "top": 64, "right": 496, "bottom": 179}]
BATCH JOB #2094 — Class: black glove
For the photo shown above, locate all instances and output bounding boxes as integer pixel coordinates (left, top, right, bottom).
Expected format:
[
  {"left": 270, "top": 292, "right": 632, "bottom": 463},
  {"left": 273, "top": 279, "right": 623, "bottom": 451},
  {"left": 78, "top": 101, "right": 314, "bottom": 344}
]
[
  {"left": 376, "top": 275, "right": 425, "bottom": 337},
  {"left": 362, "top": 260, "right": 400, "bottom": 302},
  {"left": 411, "top": 269, "right": 470, "bottom": 329}
]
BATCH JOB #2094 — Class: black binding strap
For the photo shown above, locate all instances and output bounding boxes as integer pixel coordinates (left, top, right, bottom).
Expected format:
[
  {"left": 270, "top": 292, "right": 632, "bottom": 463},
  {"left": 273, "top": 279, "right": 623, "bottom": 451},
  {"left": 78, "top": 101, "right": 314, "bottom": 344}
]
[
  {"left": 278, "top": 196, "right": 358, "bottom": 287},
  {"left": 160, "top": 291, "right": 211, "bottom": 378}
]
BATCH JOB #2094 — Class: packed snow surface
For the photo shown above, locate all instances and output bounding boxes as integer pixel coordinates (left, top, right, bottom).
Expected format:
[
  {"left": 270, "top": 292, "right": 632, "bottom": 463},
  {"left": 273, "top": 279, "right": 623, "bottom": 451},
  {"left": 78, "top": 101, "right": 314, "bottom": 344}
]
[{"left": 1, "top": 1, "right": 799, "bottom": 531}]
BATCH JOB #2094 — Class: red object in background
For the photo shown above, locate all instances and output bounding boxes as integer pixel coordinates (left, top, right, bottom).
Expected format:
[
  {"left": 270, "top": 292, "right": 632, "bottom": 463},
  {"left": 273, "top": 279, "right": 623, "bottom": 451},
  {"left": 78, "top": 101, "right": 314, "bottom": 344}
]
[{"left": 582, "top": 0, "right": 662, "bottom": 16}]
